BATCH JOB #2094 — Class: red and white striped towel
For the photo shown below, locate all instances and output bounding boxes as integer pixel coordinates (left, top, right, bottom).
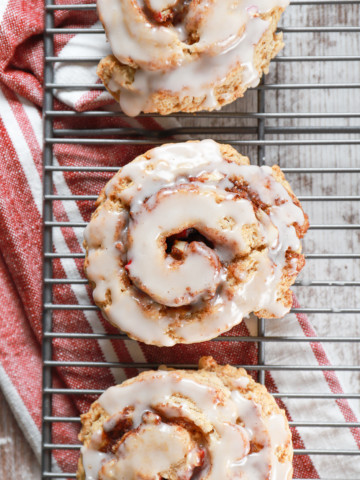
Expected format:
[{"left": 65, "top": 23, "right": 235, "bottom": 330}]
[{"left": 0, "top": 0, "right": 359, "bottom": 477}]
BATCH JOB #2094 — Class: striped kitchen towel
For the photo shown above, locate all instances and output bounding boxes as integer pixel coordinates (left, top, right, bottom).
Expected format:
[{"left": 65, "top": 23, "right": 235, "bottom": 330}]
[{"left": 0, "top": 0, "right": 359, "bottom": 477}]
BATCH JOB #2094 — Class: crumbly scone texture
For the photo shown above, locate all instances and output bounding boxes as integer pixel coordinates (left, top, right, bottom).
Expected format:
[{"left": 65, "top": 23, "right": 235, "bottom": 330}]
[
  {"left": 97, "top": 8, "right": 284, "bottom": 115},
  {"left": 77, "top": 356, "right": 293, "bottom": 480},
  {"left": 83, "top": 141, "right": 308, "bottom": 345}
]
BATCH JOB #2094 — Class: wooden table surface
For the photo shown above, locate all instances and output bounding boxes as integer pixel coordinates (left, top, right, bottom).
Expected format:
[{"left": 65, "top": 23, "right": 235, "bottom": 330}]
[
  {"left": 1, "top": 1, "right": 359, "bottom": 479},
  {"left": 0, "top": 389, "right": 40, "bottom": 479}
]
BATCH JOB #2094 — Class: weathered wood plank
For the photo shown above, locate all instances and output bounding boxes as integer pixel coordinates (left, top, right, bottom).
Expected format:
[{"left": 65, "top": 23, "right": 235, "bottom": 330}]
[
  {"left": 0, "top": 390, "right": 40, "bottom": 479},
  {"left": 1, "top": 1, "right": 359, "bottom": 477}
]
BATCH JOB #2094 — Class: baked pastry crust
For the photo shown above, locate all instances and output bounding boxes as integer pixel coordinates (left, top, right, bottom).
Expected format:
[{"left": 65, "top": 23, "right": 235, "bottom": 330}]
[
  {"left": 83, "top": 140, "right": 308, "bottom": 346},
  {"left": 77, "top": 357, "right": 293, "bottom": 480},
  {"left": 96, "top": 2, "right": 288, "bottom": 115}
]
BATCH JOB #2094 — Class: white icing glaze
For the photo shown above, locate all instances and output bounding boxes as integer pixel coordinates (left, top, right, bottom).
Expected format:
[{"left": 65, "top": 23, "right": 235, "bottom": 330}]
[
  {"left": 81, "top": 370, "right": 292, "bottom": 479},
  {"left": 127, "top": 187, "right": 257, "bottom": 307},
  {"left": 84, "top": 208, "right": 126, "bottom": 305},
  {"left": 147, "top": 0, "right": 178, "bottom": 11},
  {"left": 98, "top": 0, "right": 183, "bottom": 71},
  {"left": 98, "top": 0, "right": 290, "bottom": 116},
  {"left": 233, "top": 376, "right": 250, "bottom": 389},
  {"left": 101, "top": 413, "right": 201, "bottom": 479},
  {"left": 81, "top": 448, "right": 111, "bottom": 480},
  {"left": 84, "top": 140, "right": 306, "bottom": 346}
]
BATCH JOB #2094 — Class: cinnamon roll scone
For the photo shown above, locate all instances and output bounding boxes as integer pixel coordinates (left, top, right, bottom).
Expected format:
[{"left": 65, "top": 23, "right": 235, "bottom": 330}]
[
  {"left": 83, "top": 140, "right": 308, "bottom": 346},
  {"left": 96, "top": 0, "right": 289, "bottom": 116},
  {"left": 77, "top": 357, "right": 293, "bottom": 480}
]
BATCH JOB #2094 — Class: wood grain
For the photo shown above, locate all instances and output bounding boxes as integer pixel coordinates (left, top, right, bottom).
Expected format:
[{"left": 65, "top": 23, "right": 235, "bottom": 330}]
[
  {"left": 0, "top": 389, "right": 40, "bottom": 480},
  {"left": 0, "top": 1, "right": 359, "bottom": 478}
]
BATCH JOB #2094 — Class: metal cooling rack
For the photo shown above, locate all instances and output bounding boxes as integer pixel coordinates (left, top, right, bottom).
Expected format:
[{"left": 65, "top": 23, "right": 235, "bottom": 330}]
[{"left": 42, "top": 1, "right": 360, "bottom": 478}]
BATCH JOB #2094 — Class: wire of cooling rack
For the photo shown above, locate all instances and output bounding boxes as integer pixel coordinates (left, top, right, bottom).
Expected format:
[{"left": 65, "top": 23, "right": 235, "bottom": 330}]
[{"left": 42, "top": 1, "right": 360, "bottom": 478}]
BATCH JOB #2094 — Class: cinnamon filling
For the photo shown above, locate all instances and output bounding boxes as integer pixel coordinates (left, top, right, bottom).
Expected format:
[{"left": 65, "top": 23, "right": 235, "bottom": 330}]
[{"left": 166, "top": 228, "right": 215, "bottom": 258}]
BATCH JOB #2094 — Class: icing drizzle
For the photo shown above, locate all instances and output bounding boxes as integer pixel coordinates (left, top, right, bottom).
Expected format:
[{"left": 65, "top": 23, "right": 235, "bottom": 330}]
[
  {"left": 97, "top": 0, "right": 290, "bottom": 116},
  {"left": 81, "top": 369, "right": 292, "bottom": 479},
  {"left": 84, "top": 139, "right": 306, "bottom": 346}
]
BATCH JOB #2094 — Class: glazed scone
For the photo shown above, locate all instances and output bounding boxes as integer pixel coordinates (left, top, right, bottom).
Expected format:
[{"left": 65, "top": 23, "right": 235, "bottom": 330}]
[
  {"left": 83, "top": 140, "right": 309, "bottom": 346},
  {"left": 96, "top": 0, "right": 289, "bottom": 116},
  {"left": 77, "top": 357, "right": 293, "bottom": 480}
]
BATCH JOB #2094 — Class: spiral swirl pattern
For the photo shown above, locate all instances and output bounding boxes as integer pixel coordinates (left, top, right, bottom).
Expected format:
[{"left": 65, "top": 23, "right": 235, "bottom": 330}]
[
  {"left": 77, "top": 357, "right": 293, "bottom": 480},
  {"left": 97, "top": 0, "right": 290, "bottom": 115},
  {"left": 84, "top": 140, "right": 308, "bottom": 346}
]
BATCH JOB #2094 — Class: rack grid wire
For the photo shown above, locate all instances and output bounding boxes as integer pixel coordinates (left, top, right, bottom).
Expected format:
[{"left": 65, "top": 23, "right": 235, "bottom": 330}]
[{"left": 42, "top": 1, "right": 360, "bottom": 478}]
